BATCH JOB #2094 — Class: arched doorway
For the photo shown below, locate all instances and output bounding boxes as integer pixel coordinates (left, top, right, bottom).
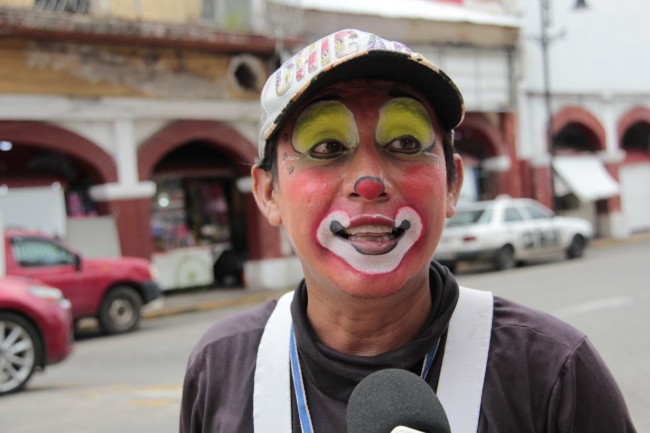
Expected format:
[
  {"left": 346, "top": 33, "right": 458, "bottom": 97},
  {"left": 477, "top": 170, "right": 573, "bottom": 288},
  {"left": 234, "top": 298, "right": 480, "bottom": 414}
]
[
  {"left": 139, "top": 120, "right": 265, "bottom": 289},
  {"left": 0, "top": 121, "right": 117, "bottom": 235},
  {"left": 455, "top": 113, "right": 506, "bottom": 202},
  {"left": 551, "top": 107, "right": 619, "bottom": 235}
]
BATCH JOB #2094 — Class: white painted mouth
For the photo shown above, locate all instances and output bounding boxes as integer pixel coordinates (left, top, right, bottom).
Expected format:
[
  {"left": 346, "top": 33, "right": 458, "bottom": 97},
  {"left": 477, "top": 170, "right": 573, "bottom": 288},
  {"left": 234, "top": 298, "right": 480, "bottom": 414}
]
[{"left": 316, "top": 208, "right": 422, "bottom": 274}]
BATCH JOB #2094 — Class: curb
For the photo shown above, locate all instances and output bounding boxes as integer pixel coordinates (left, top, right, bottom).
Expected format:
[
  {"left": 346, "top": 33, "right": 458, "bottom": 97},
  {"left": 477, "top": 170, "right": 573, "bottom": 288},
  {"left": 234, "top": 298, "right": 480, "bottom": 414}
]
[
  {"left": 590, "top": 231, "right": 650, "bottom": 249},
  {"left": 142, "top": 288, "right": 290, "bottom": 319}
]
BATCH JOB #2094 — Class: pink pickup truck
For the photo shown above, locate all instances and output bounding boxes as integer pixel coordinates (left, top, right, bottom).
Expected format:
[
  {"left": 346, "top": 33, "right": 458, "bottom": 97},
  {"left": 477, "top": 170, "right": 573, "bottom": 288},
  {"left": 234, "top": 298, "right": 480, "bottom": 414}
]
[{"left": 4, "top": 229, "right": 161, "bottom": 334}]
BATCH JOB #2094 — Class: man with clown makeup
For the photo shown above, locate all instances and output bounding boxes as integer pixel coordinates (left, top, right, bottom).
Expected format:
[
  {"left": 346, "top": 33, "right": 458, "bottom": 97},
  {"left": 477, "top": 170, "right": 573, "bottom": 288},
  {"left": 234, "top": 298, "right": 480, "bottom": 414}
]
[{"left": 180, "top": 29, "right": 635, "bottom": 433}]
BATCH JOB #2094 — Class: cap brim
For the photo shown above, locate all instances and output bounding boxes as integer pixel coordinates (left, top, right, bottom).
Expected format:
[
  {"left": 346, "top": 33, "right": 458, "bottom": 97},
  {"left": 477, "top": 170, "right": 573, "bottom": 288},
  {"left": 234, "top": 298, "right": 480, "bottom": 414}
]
[{"left": 265, "top": 50, "right": 464, "bottom": 145}]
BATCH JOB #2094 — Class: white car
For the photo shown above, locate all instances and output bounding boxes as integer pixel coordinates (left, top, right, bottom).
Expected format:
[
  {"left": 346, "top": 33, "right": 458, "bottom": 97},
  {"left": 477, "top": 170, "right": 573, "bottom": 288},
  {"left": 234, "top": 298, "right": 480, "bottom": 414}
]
[{"left": 434, "top": 196, "right": 594, "bottom": 272}]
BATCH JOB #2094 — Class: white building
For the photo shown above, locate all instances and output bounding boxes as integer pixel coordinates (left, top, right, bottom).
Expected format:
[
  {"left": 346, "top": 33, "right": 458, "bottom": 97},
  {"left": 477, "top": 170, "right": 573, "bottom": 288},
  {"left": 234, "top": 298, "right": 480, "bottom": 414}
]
[{"left": 515, "top": 0, "right": 650, "bottom": 236}]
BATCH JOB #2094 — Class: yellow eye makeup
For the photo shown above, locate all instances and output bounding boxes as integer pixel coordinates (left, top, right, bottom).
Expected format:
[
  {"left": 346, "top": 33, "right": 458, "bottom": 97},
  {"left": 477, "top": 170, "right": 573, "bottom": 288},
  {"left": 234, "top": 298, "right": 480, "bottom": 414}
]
[
  {"left": 375, "top": 98, "right": 435, "bottom": 153},
  {"left": 292, "top": 100, "right": 360, "bottom": 157}
]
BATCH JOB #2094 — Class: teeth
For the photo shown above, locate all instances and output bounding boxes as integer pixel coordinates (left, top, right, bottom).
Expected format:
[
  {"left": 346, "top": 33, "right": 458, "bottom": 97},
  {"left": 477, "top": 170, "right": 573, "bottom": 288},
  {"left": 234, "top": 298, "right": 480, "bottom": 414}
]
[
  {"left": 350, "top": 234, "right": 394, "bottom": 242},
  {"left": 346, "top": 225, "right": 392, "bottom": 236}
]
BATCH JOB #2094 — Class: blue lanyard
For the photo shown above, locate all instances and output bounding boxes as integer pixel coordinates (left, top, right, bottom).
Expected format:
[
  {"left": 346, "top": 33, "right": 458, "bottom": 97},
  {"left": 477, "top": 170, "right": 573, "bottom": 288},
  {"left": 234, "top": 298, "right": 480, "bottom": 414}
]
[{"left": 289, "top": 324, "right": 440, "bottom": 433}]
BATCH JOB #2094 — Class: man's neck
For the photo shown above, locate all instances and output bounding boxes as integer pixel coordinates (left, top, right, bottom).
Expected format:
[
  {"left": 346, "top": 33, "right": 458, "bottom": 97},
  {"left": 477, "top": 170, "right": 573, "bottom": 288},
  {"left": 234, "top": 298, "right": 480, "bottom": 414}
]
[{"left": 304, "top": 278, "right": 432, "bottom": 356}]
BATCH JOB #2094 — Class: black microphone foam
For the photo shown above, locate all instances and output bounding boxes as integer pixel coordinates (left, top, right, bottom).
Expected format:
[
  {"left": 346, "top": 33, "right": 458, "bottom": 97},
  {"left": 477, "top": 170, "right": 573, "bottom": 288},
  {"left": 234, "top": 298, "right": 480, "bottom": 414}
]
[{"left": 346, "top": 368, "right": 451, "bottom": 433}]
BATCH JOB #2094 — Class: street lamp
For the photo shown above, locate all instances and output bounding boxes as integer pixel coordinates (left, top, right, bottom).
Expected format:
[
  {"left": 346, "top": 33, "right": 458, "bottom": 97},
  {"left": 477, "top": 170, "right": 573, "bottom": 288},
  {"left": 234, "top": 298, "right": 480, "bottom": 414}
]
[{"left": 537, "top": 0, "right": 588, "bottom": 210}]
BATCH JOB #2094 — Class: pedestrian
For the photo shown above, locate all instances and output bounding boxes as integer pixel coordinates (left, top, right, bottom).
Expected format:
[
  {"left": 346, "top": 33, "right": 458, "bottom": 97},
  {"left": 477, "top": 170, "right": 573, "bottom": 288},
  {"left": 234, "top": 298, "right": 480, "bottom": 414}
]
[{"left": 180, "top": 29, "right": 636, "bottom": 432}]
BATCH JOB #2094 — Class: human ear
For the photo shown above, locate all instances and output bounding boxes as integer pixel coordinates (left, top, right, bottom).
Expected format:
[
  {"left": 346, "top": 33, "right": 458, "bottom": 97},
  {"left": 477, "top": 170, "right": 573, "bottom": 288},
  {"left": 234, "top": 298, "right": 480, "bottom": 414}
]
[
  {"left": 445, "top": 154, "right": 464, "bottom": 218},
  {"left": 251, "top": 165, "right": 282, "bottom": 226}
]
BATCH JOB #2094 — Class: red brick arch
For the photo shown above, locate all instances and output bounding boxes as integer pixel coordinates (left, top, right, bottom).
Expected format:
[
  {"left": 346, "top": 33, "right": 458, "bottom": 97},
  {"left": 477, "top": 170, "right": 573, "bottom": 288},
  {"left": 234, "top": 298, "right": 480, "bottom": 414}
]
[
  {"left": 0, "top": 120, "right": 117, "bottom": 183},
  {"left": 552, "top": 106, "right": 606, "bottom": 151},
  {"left": 137, "top": 119, "right": 278, "bottom": 262},
  {"left": 456, "top": 113, "right": 502, "bottom": 158},
  {"left": 618, "top": 106, "right": 650, "bottom": 143},
  {"left": 138, "top": 120, "right": 258, "bottom": 180}
]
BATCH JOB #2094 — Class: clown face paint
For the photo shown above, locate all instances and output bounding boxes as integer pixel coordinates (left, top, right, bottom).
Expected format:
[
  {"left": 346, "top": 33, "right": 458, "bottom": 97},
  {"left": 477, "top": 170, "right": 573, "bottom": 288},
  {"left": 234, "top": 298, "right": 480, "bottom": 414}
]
[
  {"left": 316, "top": 207, "right": 422, "bottom": 274},
  {"left": 376, "top": 97, "right": 438, "bottom": 161},
  {"left": 262, "top": 80, "right": 458, "bottom": 299},
  {"left": 291, "top": 100, "right": 360, "bottom": 159}
]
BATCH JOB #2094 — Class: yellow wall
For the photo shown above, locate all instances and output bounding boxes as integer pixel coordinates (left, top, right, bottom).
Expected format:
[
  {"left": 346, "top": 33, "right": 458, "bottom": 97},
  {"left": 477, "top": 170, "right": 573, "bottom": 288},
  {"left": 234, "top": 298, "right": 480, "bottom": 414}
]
[
  {"left": 0, "top": 0, "right": 201, "bottom": 23},
  {"left": 0, "top": 39, "right": 246, "bottom": 99},
  {"left": 0, "top": 0, "right": 31, "bottom": 7},
  {"left": 106, "top": 0, "right": 200, "bottom": 23}
]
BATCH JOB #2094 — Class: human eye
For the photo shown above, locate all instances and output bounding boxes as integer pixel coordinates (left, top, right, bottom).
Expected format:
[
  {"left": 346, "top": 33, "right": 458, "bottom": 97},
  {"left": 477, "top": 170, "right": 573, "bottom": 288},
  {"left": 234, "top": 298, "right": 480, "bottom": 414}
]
[
  {"left": 376, "top": 97, "right": 435, "bottom": 158},
  {"left": 308, "top": 140, "right": 351, "bottom": 159},
  {"left": 384, "top": 136, "right": 425, "bottom": 155}
]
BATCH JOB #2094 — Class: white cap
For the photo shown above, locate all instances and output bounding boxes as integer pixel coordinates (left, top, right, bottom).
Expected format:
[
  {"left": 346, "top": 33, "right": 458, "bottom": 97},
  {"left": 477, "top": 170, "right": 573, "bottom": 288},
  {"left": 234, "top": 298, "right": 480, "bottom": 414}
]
[{"left": 258, "top": 29, "right": 465, "bottom": 159}]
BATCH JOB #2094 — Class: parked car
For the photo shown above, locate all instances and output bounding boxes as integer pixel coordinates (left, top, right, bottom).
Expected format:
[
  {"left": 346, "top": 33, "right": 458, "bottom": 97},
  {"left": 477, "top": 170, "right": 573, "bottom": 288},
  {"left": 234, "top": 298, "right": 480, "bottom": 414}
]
[
  {"left": 0, "top": 276, "right": 74, "bottom": 395},
  {"left": 434, "top": 196, "right": 594, "bottom": 272},
  {"left": 3, "top": 229, "right": 162, "bottom": 334}
]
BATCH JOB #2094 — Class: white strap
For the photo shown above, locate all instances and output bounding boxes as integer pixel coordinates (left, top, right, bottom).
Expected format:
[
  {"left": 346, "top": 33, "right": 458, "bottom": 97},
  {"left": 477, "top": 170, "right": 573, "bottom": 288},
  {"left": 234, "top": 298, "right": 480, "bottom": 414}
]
[
  {"left": 253, "top": 287, "right": 493, "bottom": 433},
  {"left": 437, "top": 287, "right": 493, "bottom": 433},
  {"left": 253, "top": 291, "right": 295, "bottom": 433}
]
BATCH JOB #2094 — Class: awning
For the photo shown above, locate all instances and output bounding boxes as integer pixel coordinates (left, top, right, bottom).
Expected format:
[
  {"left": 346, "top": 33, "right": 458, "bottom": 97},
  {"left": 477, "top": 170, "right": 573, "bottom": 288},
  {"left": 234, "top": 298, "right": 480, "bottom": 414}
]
[{"left": 552, "top": 155, "right": 620, "bottom": 201}]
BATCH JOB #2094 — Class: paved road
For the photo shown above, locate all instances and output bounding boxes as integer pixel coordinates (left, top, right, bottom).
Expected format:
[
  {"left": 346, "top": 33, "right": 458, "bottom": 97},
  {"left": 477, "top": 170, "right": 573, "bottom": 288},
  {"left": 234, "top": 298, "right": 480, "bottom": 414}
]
[{"left": 1, "top": 236, "right": 648, "bottom": 432}]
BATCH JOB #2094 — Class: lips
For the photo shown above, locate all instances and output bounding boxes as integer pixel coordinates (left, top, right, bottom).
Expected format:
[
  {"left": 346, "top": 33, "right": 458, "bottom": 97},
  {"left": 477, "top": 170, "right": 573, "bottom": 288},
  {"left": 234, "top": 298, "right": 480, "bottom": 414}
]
[{"left": 329, "top": 219, "right": 412, "bottom": 255}]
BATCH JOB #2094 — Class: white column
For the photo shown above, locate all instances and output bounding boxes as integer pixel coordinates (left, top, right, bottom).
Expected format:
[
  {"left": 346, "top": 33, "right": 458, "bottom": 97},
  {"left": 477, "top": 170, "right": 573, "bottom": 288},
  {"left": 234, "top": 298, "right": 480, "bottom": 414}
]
[{"left": 89, "top": 118, "right": 155, "bottom": 202}]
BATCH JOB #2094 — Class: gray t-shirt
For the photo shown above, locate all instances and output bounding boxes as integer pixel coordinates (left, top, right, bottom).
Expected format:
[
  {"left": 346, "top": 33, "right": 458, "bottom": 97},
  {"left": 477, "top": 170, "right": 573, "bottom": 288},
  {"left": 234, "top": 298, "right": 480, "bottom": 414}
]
[{"left": 180, "top": 263, "right": 636, "bottom": 432}]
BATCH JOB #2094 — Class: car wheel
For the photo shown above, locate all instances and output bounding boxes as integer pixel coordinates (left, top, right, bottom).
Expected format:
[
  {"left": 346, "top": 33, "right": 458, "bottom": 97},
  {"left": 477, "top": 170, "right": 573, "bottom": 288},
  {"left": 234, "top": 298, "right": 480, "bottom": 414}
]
[
  {"left": 566, "top": 234, "right": 586, "bottom": 259},
  {"left": 98, "top": 286, "right": 143, "bottom": 335},
  {"left": 0, "top": 312, "right": 42, "bottom": 395},
  {"left": 493, "top": 245, "right": 516, "bottom": 271}
]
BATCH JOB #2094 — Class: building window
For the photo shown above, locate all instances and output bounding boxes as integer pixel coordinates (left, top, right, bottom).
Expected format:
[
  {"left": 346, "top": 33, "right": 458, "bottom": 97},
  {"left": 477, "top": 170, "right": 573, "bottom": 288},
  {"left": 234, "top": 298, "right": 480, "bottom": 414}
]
[
  {"left": 201, "top": 0, "right": 252, "bottom": 30},
  {"left": 34, "top": 0, "right": 90, "bottom": 14}
]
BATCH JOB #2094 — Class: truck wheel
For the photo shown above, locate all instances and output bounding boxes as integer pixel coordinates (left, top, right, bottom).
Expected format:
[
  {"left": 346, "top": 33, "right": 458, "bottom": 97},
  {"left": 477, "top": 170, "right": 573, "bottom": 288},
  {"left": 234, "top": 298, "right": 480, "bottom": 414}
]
[
  {"left": 0, "top": 312, "right": 42, "bottom": 395},
  {"left": 493, "top": 245, "right": 515, "bottom": 271},
  {"left": 98, "top": 286, "right": 142, "bottom": 335}
]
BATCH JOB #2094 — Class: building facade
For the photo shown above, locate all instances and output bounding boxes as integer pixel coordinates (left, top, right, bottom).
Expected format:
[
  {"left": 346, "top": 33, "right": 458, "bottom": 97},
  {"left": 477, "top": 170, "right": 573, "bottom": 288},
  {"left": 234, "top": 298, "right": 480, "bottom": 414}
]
[
  {"left": 2, "top": 1, "right": 645, "bottom": 290},
  {"left": 515, "top": 0, "right": 650, "bottom": 237},
  {"left": 0, "top": 0, "right": 306, "bottom": 290}
]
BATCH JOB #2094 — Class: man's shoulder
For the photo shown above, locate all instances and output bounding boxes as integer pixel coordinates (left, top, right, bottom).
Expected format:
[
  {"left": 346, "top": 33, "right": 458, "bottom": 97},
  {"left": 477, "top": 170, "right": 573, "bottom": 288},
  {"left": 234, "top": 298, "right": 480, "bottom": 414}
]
[
  {"left": 491, "top": 295, "right": 586, "bottom": 350},
  {"left": 187, "top": 298, "right": 278, "bottom": 366}
]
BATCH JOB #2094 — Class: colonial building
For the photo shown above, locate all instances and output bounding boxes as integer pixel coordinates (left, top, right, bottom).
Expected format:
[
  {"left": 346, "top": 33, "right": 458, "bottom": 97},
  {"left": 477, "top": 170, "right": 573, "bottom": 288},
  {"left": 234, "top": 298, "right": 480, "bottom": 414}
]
[
  {"left": 515, "top": 0, "right": 650, "bottom": 237},
  {"left": 0, "top": 0, "right": 307, "bottom": 290},
  {"left": 2, "top": 1, "right": 645, "bottom": 291}
]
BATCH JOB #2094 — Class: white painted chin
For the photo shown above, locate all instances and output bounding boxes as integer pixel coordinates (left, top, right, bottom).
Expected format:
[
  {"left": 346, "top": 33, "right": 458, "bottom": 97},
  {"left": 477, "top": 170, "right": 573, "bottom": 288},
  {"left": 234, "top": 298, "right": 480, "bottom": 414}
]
[{"left": 316, "top": 208, "right": 422, "bottom": 275}]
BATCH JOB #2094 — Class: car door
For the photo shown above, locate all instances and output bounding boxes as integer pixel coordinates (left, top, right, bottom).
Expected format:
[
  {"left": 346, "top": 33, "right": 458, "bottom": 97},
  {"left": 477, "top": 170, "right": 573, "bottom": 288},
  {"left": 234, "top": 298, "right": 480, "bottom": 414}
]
[
  {"left": 501, "top": 205, "right": 537, "bottom": 260},
  {"left": 8, "top": 236, "right": 90, "bottom": 317},
  {"left": 519, "top": 202, "right": 562, "bottom": 256}
]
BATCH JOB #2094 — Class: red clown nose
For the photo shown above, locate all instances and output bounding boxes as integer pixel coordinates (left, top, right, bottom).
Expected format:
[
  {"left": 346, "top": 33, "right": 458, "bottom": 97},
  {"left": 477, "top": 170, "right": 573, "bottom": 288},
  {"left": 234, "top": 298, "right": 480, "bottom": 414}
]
[{"left": 354, "top": 176, "right": 385, "bottom": 200}]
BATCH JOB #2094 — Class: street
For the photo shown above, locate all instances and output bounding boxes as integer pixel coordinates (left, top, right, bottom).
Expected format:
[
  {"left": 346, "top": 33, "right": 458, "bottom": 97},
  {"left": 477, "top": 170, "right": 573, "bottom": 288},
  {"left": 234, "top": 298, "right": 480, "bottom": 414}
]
[{"left": 1, "top": 239, "right": 648, "bottom": 433}]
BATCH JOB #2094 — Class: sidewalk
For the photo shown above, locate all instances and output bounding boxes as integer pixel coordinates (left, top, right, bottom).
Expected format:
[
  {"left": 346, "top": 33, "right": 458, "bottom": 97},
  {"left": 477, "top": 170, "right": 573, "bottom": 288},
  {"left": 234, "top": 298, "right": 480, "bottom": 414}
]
[
  {"left": 143, "top": 230, "right": 650, "bottom": 320},
  {"left": 142, "top": 285, "right": 291, "bottom": 319}
]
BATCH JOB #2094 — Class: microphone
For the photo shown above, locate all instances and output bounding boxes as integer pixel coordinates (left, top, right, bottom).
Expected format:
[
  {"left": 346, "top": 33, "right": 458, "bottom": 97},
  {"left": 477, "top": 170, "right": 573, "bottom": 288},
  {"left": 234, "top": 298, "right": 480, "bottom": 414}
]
[{"left": 346, "top": 368, "right": 451, "bottom": 433}]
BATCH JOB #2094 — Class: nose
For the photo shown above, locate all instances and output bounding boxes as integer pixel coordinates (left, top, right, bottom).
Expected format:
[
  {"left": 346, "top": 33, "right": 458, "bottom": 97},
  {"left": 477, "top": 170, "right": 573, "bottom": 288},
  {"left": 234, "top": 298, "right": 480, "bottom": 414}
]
[
  {"left": 354, "top": 176, "right": 385, "bottom": 200},
  {"left": 345, "top": 140, "right": 392, "bottom": 201}
]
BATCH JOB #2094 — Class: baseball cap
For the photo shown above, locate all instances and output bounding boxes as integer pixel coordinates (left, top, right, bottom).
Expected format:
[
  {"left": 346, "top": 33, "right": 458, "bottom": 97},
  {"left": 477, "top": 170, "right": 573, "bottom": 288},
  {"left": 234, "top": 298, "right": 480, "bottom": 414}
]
[{"left": 258, "top": 28, "right": 465, "bottom": 159}]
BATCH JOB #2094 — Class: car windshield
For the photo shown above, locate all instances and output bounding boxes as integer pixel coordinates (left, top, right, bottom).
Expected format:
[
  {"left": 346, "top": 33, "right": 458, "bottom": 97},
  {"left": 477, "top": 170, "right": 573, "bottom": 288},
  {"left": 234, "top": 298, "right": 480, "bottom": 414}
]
[{"left": 447, "top": 207, "right": 492, "bottom": 227}]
